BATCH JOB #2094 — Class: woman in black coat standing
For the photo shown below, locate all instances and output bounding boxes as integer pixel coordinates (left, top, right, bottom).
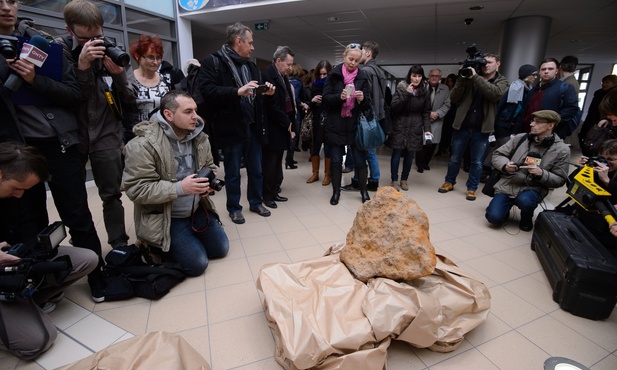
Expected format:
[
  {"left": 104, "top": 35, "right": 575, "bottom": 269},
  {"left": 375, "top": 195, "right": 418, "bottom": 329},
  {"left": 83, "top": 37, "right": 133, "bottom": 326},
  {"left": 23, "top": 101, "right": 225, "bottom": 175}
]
[
  {"left": 388, "top": 65, "right": 432, "bottom": 191},
  {"left": 322, "top": 43, "right": 372, "bottom": 205}
]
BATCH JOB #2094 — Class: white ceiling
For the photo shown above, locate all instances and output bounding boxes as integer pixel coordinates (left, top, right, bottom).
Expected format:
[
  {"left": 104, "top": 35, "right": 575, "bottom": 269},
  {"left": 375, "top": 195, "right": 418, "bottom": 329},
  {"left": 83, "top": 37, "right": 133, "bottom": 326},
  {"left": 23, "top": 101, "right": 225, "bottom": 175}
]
[{"left": 182, "top": 0, "right": 617, "bottom": 79}]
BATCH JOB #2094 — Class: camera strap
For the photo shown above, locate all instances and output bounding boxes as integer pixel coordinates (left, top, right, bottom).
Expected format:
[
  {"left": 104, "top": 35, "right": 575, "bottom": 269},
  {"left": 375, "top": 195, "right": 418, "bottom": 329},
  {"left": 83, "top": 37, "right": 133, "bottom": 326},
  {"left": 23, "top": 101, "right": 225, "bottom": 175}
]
[
  {"left": 99, "top": 76, "right": 123, "bottom": 122},
  {"left": 190, "top": 196, "right": 210, "bottom": 233}
]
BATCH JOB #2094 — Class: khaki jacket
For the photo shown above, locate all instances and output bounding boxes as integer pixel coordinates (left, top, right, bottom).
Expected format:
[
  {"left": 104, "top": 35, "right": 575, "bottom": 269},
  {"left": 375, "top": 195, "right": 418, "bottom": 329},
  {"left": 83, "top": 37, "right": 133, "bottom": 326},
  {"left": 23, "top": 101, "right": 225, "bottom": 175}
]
[{"left": 123, "top": 119, "right": 218, "bottom": 251}]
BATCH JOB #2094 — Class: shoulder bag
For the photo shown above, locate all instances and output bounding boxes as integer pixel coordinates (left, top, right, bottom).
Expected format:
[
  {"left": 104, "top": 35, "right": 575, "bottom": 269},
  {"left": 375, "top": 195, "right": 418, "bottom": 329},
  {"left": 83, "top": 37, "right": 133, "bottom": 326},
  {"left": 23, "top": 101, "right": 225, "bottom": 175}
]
[
  {"left": 356, "top": 107, "right": 386, "bottom": 151},
  {"left": 482, "top": 134, "right": 528, "bottom": 197},
  {"left": 581, "top": 120, "right": 616, "bottom": 155}
]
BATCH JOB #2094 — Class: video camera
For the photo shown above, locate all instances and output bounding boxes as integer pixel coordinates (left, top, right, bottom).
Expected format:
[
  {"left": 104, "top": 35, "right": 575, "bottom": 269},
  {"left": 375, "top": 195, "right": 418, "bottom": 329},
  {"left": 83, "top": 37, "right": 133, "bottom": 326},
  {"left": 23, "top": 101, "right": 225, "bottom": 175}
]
[
  {"left": 459, "top": 44, "right": 487, "bottom": 78},
  {"left": 0, "top": 222, "right": 72, "bottom": 300},
  {"left": 566, "top": 159, "right": 617, "bottom": 227}
]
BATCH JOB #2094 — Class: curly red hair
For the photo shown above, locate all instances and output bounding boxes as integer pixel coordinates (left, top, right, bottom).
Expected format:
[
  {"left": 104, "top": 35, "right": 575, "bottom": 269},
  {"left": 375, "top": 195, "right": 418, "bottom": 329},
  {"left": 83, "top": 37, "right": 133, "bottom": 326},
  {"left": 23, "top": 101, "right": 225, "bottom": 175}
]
[{"left": 130, "top": 34, "right": 164, "bottom": 62}]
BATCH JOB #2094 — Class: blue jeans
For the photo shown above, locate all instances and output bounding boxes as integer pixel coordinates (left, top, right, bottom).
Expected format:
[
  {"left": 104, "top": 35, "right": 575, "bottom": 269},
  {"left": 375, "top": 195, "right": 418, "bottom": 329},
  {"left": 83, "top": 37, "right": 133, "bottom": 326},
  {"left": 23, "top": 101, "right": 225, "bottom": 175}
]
[
  {"left": 366, "top": 149, "right": 380, "bottom": 181},
  {"left": 390, "top": 149, "right": 414, "bottom": 181},
  {"left": 169, "top": 207, "right": 229, "bottom": 276},
  {"left": 485, "top": 190, "right": 542, "bottom": 225},
  {"left": 222, "top": 134, "right": 263, "bottom": 213},
  {"left": 445, "top": 129, "right": 489, "bottom": 191}
]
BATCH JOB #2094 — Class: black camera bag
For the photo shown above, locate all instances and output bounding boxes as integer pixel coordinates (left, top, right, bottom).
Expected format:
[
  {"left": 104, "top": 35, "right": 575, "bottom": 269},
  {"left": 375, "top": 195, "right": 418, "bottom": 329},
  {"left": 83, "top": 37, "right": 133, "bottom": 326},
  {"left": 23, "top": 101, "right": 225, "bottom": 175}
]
[{"left": 102, "top": 244, "right": 186, "bottom": 301}]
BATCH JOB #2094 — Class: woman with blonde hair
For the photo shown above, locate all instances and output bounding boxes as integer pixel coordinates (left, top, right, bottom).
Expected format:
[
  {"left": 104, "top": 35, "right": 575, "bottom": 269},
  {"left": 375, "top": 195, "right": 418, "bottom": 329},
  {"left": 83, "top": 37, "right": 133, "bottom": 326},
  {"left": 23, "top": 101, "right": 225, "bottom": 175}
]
[{"left": 322, "top": 44, "right": 372, "bottom": 205}]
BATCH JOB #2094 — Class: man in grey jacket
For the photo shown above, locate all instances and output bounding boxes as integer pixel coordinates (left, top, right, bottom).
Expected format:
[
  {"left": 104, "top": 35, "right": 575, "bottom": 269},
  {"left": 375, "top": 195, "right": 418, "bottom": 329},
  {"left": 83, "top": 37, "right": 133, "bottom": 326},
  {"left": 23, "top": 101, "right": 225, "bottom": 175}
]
[
  {"left": 485, "top": 110, "right": 570, "bottom": 231},
  {"left": 123, "top": 90, "right": 229, "bottom": 276}
]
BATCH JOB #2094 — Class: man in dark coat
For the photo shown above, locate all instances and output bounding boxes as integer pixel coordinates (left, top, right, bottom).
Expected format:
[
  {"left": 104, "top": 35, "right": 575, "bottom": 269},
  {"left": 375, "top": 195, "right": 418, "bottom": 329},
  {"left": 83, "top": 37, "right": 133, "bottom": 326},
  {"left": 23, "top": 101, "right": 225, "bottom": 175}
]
[
  {"left": 195, "top": 22, "right": 274, "bottom": 224},
  {"left": 261, "top": 46, "right": 296, "bottom": 209}
]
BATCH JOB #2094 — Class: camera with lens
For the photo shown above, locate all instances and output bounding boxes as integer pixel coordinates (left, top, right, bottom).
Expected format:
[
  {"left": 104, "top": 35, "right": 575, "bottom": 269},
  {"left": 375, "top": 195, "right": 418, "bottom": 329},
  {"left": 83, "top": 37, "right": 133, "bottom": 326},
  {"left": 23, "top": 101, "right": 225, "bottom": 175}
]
[
  {"left": 459, "top": 44, "right": 487, "bottom": 78},
  {"left": 586, "top": 156, "right": 609, "bottom": 167},
  {"left": 0, "top": 35, "right": 19, "bottom": 59},
  {"left": 196, "top": 166, "right": 225, "bottom": 191},
  {"left": 92, "top": 37, "right": 130, "bottom": 67},
  {"left": 0, "top": 222, "right": 72, "bottom": 300}
]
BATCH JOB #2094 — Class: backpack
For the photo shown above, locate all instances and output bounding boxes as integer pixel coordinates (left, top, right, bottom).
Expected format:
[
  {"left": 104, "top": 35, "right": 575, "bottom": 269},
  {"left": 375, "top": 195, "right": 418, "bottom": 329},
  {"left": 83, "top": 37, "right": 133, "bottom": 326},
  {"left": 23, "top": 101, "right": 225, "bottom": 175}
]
[{"left": 102, "top": 244, "right": 186, "bottom": 301}]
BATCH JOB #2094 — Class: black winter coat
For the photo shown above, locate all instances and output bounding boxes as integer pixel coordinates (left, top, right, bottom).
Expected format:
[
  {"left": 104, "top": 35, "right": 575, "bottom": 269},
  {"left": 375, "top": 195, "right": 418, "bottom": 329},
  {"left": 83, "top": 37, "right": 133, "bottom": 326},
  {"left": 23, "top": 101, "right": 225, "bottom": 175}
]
[
  {"left": 195, "top": 51, "right": 267, "bottom": 148},
  {"left": 262, "top": 64, "right": 294, "bottom": 151},
  {"left": 387, "top": 81, "right": 431, "bottom": 151},
  {"left": 322, "top": 64, "right": 371, "bottom": 146}
]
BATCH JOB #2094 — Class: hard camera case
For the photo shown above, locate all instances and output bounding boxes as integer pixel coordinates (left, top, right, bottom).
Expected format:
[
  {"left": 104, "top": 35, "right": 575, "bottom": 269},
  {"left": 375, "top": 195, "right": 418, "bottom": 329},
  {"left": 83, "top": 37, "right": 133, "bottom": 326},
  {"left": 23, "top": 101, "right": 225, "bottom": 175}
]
[
  {"left": 531, "top": 210, "right": 617, "bottom": 320},
  {"left": 531, "top": 211, "right": 617, "bottom": 320}
]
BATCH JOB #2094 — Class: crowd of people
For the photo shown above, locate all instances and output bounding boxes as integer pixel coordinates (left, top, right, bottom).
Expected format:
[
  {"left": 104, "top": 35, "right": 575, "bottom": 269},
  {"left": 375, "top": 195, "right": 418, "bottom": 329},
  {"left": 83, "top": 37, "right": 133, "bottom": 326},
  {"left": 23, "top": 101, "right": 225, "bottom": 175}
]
[{"left": 1, "top": 0, "right": 617, "bottom": 361}]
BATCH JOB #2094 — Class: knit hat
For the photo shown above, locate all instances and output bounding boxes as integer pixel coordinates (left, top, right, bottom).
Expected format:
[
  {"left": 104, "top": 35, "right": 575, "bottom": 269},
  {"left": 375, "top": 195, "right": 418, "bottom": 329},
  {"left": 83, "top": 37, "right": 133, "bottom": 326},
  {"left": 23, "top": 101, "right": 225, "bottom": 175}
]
[
  {"left": 518, "top": 64, "right": 537, "bottom": 80},
  {"left": 532, "top": 110, "right": 561, "bottom": 125}
]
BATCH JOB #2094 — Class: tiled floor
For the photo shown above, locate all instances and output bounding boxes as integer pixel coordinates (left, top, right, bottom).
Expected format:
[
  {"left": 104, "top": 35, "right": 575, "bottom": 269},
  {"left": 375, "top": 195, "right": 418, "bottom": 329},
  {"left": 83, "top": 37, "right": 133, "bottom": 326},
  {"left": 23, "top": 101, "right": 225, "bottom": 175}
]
[{"left": 2, "top": 149, "right": 617, "bottom": 370}]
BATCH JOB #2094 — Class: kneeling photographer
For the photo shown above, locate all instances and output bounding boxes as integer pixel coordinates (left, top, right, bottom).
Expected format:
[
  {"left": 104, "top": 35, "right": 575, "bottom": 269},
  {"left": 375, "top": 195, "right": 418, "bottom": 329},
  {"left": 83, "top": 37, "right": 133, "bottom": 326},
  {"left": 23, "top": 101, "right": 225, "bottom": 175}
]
[
  {"left": 0, "top": 143, "right": 97, "bottom": 360},
  {"left": 123, "top": 91, "right": 229, "bottom": 277},
  {"left": 485, "top": 110, "right": 571, "bottom": 231}
]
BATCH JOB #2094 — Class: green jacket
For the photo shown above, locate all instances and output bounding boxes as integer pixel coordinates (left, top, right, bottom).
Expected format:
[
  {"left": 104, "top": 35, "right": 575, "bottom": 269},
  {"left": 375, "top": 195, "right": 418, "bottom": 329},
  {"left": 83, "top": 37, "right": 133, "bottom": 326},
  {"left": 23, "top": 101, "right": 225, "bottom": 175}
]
[
  {"left": 123, "top": 118, "right": 219, "bottom": 252},
  {"left": 450, "top": 72, "right": 509, "bottom": 133}
]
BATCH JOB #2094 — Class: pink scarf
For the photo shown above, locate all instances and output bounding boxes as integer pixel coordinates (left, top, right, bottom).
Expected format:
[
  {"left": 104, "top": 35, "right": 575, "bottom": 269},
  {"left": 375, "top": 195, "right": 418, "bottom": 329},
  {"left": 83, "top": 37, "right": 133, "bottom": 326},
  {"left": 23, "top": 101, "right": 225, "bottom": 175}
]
[{"left": 341, "top": 67, "right": 358, "bottom": 118}]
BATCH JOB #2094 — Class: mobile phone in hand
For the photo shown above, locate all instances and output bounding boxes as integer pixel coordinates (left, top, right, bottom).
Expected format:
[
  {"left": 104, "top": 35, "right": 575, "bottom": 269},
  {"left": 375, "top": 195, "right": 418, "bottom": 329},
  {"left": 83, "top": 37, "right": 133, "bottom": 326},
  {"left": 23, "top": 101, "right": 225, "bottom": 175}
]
[{"left": 256, "top": 85, "right": 268, "bottom": 94}]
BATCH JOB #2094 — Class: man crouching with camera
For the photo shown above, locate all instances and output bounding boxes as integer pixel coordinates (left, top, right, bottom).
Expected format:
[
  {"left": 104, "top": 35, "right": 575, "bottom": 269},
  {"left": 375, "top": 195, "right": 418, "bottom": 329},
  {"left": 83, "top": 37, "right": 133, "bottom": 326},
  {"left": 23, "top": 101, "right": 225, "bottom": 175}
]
[
  {"left": 0, "top": 142, "right": 97, "bottom": 360},
  {"left": 123, "top": 90, "right": 229, "bottom": 276}
]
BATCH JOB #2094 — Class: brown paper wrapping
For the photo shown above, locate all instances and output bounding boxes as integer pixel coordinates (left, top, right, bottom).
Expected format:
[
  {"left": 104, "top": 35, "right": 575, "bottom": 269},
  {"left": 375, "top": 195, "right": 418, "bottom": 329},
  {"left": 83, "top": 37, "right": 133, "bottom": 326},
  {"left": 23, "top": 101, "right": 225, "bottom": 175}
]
[
  {"left": 257, "top": 249, "right": 491, "bottom": 369},
  {"left": 57, "top": 331, "right": 211, "bottom": 370}
]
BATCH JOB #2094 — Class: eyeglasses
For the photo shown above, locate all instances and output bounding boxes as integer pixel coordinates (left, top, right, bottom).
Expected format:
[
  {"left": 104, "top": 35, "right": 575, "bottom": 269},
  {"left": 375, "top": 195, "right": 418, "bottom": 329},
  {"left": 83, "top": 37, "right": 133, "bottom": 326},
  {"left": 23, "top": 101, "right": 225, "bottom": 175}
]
[
  {"left": 71, "top": 29, "right": 104, "bottom": 43},
  {"left": 348, "top": 43, "right": 361, "bottom": 49},
  {"left": 0, "top": 0, "right": 18, "bottom": 7},
  {"left": 143, "top": 55, "right": 162, "bottom": 62},
  {"left": 429, "top": 74, "right": 441, "bottom": 78}
]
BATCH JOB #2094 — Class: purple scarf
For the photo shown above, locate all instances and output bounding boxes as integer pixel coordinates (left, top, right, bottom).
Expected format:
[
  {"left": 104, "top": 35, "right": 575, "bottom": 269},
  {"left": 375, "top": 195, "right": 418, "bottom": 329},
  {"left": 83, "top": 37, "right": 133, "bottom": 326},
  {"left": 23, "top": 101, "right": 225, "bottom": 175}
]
[{"left": 341, "top": 67, "right": 358, "bottom": 118}]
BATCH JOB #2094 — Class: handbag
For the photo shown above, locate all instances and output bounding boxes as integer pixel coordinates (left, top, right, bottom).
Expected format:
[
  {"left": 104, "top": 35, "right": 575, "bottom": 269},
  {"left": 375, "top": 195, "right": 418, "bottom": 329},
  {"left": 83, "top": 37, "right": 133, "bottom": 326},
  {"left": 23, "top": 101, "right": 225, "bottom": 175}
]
[
  {"left": 581, "top": 120, "right": 616, "bottom": 155},
  {"left": 300, "top": 110, "right": 313, "bottom": 141},
  {"left": 481, "top": 134, "right": 528, "bottom": 197},
  {"left": 356, "top": 108, "right": 386, "bottom": 151}
]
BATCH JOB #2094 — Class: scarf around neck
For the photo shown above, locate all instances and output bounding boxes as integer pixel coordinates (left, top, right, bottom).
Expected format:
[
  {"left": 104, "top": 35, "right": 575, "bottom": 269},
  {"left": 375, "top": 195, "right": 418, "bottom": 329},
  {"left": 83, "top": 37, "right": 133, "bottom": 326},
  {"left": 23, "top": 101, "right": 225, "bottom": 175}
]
[
  {"left": 219, "top": 44, "right": 254, "bottom": 104},
  {"left": 341, "top": 66, "right": 358, "bottom": 118}
]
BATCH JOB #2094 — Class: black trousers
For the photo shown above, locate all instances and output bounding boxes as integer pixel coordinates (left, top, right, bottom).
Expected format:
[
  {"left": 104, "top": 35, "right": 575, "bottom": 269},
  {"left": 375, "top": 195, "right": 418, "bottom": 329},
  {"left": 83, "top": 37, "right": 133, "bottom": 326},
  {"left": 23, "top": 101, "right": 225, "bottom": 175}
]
[
  {"left": 23, "top": 140, "right": 103, "bottom": 266},
  {"left": 262, "top": 146, "right": 284, "bottom": 202}
]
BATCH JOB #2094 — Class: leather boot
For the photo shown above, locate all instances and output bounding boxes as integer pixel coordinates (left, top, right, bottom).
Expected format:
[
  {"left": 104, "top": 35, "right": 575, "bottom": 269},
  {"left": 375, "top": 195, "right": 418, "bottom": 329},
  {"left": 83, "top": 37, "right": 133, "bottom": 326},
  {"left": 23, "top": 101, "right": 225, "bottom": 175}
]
[
  {"left": 330, "top": 167, "right": 342, "bottom": 205},
  {"left": 366, "top": 179, "right": 379, "bottom": 192},
  {"left": 306, "top": 156, "right": 320, "bottom": 183},
  {"left": 322, "top": 158, "right": 331, "bottom": 186},
  {"left": 358, "top": 167, "right": 370, "bottom": 203}
]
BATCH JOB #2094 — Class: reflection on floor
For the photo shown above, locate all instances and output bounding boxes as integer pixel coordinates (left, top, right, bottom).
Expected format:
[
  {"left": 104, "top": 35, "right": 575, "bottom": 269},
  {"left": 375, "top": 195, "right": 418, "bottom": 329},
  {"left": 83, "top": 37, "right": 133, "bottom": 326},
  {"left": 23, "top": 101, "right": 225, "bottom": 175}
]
[{"left": 2, "top": 149, "right": 616, "bottom": 370}]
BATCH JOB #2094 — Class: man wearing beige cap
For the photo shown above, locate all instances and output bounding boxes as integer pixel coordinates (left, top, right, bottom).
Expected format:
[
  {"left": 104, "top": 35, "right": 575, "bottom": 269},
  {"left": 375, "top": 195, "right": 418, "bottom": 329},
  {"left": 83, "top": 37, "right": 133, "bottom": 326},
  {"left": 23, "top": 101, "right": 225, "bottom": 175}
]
[{"left": 485, "top": 110, "right": 570, "bottom": 231}]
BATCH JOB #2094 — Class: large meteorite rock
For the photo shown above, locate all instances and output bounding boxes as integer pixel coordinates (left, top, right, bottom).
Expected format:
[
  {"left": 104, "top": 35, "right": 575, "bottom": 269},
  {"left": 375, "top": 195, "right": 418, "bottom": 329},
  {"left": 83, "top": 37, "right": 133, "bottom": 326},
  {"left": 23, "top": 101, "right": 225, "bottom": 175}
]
[{"left": 340, "top": 186, "right": 437, "bottom": 282}]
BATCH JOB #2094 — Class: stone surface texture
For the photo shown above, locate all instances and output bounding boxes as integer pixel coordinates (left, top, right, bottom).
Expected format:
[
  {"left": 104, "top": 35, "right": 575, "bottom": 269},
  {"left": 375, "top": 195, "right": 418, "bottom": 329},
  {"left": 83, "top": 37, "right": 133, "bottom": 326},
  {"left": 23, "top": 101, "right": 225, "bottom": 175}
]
[{"left": 340, "top": 186, "right": 437, "bottom": 282}]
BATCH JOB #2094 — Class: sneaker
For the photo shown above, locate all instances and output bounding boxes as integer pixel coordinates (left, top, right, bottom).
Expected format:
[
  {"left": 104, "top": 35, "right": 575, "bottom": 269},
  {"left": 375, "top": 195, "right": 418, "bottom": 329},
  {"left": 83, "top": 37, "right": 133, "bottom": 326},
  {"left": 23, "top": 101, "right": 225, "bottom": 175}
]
[
  {"left": 400, "top": 180, "right": 409, "bottom": 191},
  {"left": 466, "top": 190, "right": 476, "bottom": 201},
  {"left": 390, "top": 181, "right": 401, "bottom": 191},
  {"left": 48, "top": 291, "right": 64, "bottom": 303},
  {"left": 341, "top": 183, "right": 360, "bottom": 191},
  {"left": 91, "top": 288, "right": 105, "bottom": 303},
  {"left": 438, "top": 182, "right": 454, "bottom": 193},
  {"left": 39, "top": 302, "right": 56, "bottom": 314}
]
